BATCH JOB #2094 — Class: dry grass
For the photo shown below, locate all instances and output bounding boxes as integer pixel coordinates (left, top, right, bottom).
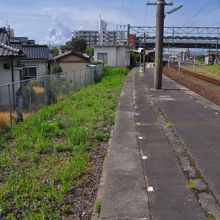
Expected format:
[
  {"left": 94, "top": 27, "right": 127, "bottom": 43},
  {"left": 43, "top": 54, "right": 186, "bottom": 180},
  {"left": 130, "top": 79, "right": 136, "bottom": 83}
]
[
  {"left": 32, "top": 86, "right": 45, "bottom": 94},
  {"left": 0, "top": 111, "right": 31, "bottom": 128},
  {"left": 0, "top": 114, "right": 8, "bottom": 130}
]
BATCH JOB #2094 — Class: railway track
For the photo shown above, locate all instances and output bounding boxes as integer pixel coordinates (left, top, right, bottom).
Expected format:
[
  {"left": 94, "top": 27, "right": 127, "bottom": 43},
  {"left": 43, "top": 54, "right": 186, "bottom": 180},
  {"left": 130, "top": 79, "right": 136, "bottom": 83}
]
[{"left": 164, "top": 66, "right": 220, "bottom": 106}]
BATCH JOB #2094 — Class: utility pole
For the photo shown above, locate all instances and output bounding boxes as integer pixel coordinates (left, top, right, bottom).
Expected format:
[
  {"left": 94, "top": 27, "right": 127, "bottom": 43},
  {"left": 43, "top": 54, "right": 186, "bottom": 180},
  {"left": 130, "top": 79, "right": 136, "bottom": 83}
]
[
  {"left": 127, "top": 24, "right": 130, "bottom": 46},
  {"left": 155, "top": 0, "right": 165, "bottom": 89},
  {"left": 216, "top": 38, "right": 219, "bottom": 64},
  {"left": 143, "top": 33, "right": 146, "bottom": 72},
  {"left": 147, "top": 0, "right": 173, "bottom": 89}
]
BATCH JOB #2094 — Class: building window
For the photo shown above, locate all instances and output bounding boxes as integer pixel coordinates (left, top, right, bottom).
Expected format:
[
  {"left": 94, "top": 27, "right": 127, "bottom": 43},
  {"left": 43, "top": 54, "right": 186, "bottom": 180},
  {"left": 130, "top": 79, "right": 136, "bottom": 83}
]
[
  {"left": 23, "top": 67, "right": 37, "bottom": 79},
  {"left": 97, "top": 53, "right": 108, "bottom": 63}
]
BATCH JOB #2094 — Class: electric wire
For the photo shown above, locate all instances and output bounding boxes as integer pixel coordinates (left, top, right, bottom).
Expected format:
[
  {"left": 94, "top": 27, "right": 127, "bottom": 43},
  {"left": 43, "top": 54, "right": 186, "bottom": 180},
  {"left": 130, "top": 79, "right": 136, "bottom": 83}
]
[
  {"left": 143, "top": 4, "right": 148, "bottom": 26},
  {"left": 182, "top": 0, "right": 215, "bottom": 26},
  {"left": 120, "top": 0, "right": 124, "bottom": 26},
  {"left": 126, "top": 0, "right": 134, "bottom": 24},
  {"left": 188, "top": 4, "right": 220, "bottom": 26}
]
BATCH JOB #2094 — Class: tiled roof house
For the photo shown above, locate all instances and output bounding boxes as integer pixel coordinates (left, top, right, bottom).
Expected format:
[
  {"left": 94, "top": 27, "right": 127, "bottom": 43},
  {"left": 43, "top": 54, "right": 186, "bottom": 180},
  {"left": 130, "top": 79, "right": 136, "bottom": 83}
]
[{"left": 0, "top": 27, "right": 50, "bottom": 106}]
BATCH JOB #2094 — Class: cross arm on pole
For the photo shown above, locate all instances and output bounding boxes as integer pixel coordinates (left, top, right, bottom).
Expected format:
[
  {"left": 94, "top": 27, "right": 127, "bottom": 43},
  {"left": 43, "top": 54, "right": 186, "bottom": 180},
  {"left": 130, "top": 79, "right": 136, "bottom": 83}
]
[
  {"left": 147, "top": 2, "right": 157, "bottom": 5},
  {"left": 147, "top": 1, "right": 173, "bottom": 6}
]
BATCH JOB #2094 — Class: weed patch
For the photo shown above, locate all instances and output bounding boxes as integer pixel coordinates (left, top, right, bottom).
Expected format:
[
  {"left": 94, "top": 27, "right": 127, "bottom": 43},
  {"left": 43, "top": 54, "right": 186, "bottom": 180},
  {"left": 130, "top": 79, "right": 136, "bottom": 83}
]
[
  {"left": 94, "top": 200, "right": 101, "bottom": 214},
  {"left": 166, "top": 122, "right": 174, "bottom": 129},
  {"left": 187, "top": 179, "right": 197, "bottom": 190},
  {"left": 0, "top": 67, "right": 129, "bottom": 219}
]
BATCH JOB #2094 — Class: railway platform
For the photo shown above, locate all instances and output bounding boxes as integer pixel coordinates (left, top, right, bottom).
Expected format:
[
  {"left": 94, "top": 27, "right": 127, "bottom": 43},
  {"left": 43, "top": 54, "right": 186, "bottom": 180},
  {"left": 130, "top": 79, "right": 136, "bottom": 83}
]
[{"left": 94, "top": 67, "right": 220, "bottom": 220}]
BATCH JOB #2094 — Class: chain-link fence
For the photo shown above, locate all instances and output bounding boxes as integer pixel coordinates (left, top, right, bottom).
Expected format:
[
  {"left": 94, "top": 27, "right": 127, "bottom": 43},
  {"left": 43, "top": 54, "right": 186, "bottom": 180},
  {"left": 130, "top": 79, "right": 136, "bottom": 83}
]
[{"left": 0, "top": 64, "right": 103, "bottom": 131}]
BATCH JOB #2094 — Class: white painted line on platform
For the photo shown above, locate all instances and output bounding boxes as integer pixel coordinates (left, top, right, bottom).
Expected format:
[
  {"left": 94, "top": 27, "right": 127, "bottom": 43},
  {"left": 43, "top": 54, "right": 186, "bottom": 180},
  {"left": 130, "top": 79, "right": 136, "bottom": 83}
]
[
  {"left": 136, "top": 123, "right": 141, "bottom": 126},
  {"left": 145, "top": 176, "right": 148, "bottom": 185},
  {"left": 147, "top": 186, "right": 154, "bottom": 192},
  {"left": 160, "top": 95, "right": 171, "bottom": 98}
]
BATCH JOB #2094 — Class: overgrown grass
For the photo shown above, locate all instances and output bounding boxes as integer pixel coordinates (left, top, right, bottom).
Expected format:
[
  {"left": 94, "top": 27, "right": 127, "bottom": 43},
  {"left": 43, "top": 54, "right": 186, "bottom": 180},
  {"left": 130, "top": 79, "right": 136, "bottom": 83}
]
[
  {"left": 94, "top": 200, "right": 101, "bottom": 214},
  {"left": 0, "top": 68, "right": 129, "bottom": 219},
  {"left": 166, "top": 122, "right": 174, "bottom": 129},
  {"left": 182, "top": 64, "right": 220, "bottom": 80}
]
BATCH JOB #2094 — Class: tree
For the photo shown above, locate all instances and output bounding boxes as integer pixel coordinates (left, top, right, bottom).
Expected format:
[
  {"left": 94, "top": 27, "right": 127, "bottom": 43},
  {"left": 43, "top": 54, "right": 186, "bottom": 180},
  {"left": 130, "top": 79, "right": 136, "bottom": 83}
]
[
  {"left": 61, "top": 37, "right": 87, "bottom": 53},
  {"left": 85, "top": 47, "right": 94, "bottom": 58},
  {"left": 50, "top": 47, "right": 59, "bottom": 57},
  {"left": 60, "top": 45, "right": 69, "bottom": 53},
  {"left": 71, "top": 37, "right": 87, "bottom": 53}
]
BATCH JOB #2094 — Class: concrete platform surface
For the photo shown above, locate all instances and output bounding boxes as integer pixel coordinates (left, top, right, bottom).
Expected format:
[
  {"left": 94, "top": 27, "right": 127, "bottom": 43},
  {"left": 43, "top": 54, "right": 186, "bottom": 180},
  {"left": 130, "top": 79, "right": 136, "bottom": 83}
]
[{"left": 97, "top": 67, "right": 220, "bottom": 220}]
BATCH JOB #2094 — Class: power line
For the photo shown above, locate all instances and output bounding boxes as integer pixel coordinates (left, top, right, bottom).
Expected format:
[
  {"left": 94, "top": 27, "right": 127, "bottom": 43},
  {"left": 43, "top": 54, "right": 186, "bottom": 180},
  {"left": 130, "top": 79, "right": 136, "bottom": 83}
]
[
  {"left": 120, "top": 0, "right": 124, "bottom": 25},
  {"left": 143, "top": 4, "right": 148, "bottom": 26},
  {"left": 182, "top": 0, "right": 215, "bottom": 26},
  {"left": 189, "top": 4, "right": 220, "bottom": 26},
  {"left": 126, "top": 0, "right": 134, "bottom": 24}
]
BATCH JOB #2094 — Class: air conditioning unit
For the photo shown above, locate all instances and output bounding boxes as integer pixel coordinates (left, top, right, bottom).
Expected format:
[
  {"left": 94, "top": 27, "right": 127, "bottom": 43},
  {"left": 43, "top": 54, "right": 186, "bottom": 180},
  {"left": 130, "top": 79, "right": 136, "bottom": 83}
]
[{"left": 3, "top": 63, "right": 10, "bottom": 70}]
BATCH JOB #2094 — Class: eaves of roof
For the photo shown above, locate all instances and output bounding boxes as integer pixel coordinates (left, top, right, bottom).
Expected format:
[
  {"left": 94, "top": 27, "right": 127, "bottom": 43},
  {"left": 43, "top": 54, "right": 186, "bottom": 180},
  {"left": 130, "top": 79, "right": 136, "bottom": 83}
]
[
  {"left": 53, "top": 50, "right": 89, "bottom": 62},
  {"left": 0, "top": 42, "right": 25, "bottom": 57}
]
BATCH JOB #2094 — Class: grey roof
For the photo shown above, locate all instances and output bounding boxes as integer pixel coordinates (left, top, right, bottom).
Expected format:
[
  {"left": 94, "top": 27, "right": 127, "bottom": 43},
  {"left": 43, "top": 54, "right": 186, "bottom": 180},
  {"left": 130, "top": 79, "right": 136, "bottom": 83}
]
[
  {"left": 10, "top": 42, "right": 22, "bottom": 50},
  {"left": 0, "top": 43, "right": 24, "bottom": 57},
  {"left": 0, "top": 27, "right": 50, "bottom": 60},
  {"left": 22, "top": 45, "right": 50, "bottom": 60},
  {"left": 10, "top": 37, "right": 35, "bottom": 45},
  {"left": 10, "top": 43, "right": 50, "bottom": 60}
]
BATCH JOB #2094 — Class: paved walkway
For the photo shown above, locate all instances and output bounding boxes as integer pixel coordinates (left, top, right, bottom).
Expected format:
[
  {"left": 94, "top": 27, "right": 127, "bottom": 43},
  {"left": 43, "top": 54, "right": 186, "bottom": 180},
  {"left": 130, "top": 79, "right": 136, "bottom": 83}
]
[{"left": 97, "top": 67, "right": 220, "bottom": 219}]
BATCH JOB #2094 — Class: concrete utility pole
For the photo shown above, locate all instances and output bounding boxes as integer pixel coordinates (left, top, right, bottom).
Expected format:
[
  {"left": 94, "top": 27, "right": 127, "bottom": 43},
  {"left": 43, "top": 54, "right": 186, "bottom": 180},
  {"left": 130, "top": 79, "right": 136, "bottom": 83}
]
[
  {"left": 143, "top": 33, "right": 146, "bottom": 72},
  {"left": 147, "top": 0, "right": 173, "bottom": 89},
  {"left": 155, "top": 0, "right": 165, "bottom": 89},
  {"left": 216, "top": 38, "right": 219, "bottom": 64},
  {"left": 127, "top": 24, "right": 130, "bottom": 46}
]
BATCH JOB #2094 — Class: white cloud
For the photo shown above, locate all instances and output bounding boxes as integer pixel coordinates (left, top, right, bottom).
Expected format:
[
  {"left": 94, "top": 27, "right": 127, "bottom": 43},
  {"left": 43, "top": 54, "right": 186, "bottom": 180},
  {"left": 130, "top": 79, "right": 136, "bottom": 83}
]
[
  {"left": 0, "top": 2, "right": 136, "bottom": 44},
  {"left": 42, "top": 5, "right": 130, "bottom": 45},
  {"left": 78, "top": 26, "right": 85, "bottom": 30},
  {"left": 44, "top": 16, "right": 71, "bottom": 45}
]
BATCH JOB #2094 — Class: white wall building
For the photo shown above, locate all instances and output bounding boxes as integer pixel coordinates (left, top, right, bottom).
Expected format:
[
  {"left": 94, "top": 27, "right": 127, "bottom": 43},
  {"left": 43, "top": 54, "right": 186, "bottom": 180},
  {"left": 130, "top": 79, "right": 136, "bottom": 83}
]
[{"left": 94, "top": 45, "right": 130, "bottom": 67}]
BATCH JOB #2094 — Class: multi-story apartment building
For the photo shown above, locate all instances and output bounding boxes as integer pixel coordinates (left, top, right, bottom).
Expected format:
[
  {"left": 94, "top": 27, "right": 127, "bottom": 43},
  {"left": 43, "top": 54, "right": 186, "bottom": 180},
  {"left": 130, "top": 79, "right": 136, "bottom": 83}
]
[
  {"left": 72, "top": 30, "right": 99, "bottom": 47},
  {"left": 72, "top": 16, "right": 128, "bottom": 47},
  {"left": 99, "top": 16, "right": 108, "bottom": 45}
]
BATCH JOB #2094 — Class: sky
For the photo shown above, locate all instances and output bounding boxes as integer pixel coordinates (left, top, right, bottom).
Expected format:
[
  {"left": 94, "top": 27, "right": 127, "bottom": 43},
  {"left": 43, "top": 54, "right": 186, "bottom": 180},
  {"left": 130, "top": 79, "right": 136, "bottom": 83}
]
[{"left": 0, "top": 0, "right": 220, "bottom": 45}]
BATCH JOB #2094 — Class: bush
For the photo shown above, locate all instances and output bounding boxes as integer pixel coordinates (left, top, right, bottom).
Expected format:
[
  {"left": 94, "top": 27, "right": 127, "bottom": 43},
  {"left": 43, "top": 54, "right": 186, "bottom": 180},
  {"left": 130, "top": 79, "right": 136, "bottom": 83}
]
[
  {"left": 51, "top": 64, "right": 62, "bottom": 74},
  {"left": 130, "top": 52, "right": 139, "bottom": 66}
]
